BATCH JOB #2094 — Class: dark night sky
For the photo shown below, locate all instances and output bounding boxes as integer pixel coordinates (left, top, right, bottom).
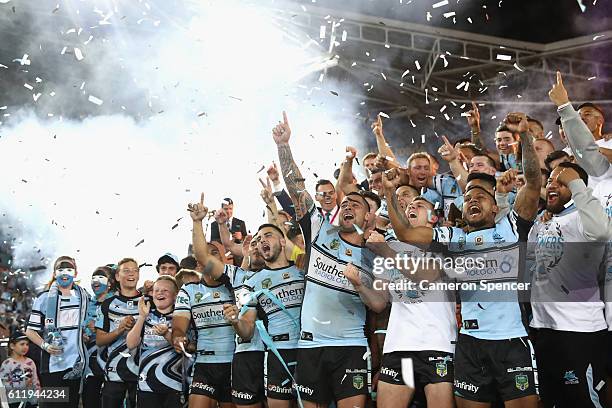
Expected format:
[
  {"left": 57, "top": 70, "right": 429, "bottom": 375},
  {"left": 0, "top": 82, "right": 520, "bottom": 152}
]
[{"left": 293, "top": 0, "right": 612, "bottom": 44}]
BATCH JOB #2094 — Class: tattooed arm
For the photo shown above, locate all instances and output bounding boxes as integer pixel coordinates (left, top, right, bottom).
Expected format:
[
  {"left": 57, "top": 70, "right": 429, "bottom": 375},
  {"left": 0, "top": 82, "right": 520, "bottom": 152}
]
[
  {"left": 272, "top": 112, "right": 315, "bottom": 220},
  {"left": 505, "top": 114, "right": 542, "bottom": 221},
  {"left": 383, "top": 169, "right": 434, "bottom": 246},
  {"left": 188, "top": 193, "right": 225, "bottom": 280}
]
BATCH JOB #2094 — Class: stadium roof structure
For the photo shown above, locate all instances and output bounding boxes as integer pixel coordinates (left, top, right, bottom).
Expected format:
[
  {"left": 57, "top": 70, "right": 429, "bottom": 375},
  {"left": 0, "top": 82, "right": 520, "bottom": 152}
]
[{"left": 270, "top": 1, "right": 612, "bottom": 116}]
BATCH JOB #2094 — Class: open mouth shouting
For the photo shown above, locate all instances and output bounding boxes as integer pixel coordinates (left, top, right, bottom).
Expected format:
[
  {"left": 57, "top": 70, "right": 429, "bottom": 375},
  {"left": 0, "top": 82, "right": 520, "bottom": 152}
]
[
  {"left": 547, "top": 191, "right": 559, "bottom": 206},
  {"left": 467, "top": 204, "right": 482, "bottom": 218}
]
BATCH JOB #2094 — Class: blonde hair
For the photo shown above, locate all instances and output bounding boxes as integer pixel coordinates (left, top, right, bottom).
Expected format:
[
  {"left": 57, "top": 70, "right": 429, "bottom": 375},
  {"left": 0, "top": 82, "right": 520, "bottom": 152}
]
[{"left": 155, "top": 275, "right": 179, "bottom": 293}]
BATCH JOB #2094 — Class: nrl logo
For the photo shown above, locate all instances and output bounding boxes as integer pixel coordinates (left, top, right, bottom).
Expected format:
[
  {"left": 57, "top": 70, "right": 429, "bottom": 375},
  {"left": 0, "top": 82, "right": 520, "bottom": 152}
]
[
  {"left": 352, "top": 374, "right": 364, "bottom": 390},
  {"left": 436, "top": 362, "right": 448, "bottom": 377},
  {"left": 515, "top": 374, "right": 529, "bottom": 391},
  {"left": 194, "top": 292, "right": 203, "bottom": 303},
  {"left": 261, "top": 278, "right": 272, "bottom": 289},
  {"left": 329, "top": 239, "right": 340, "bottom": 250}
]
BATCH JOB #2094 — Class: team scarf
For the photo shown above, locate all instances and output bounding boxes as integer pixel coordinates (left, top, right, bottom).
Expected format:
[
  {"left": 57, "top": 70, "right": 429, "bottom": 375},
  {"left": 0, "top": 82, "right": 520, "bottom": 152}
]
[{"left": 45, "top": 281, "right": 90, "bottom": 386}]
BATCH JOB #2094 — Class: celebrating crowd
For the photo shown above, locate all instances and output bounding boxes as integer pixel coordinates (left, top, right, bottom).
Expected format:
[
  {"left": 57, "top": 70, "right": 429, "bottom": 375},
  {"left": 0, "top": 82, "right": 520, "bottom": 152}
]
[{"left": 1, "top": 71, "right": 611, "bottom": 408}]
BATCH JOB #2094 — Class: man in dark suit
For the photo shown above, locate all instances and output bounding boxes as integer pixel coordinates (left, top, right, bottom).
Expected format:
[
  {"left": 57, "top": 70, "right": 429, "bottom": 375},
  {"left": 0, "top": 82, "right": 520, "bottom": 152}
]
[{"left": 210, "top": 198, "right": 247, "bottom": 243}]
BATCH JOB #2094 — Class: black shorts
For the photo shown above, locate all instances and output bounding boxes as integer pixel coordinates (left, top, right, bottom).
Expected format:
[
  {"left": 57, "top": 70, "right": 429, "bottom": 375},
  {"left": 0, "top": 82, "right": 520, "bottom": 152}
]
[
  {"left": 189, "top": 362, "right": 232, "bottom": 403},
  {"left": 453, "top": 334, "right": 537, "bottom": 403},
  {"left": 266, "top": 349, "right": 297, "bottom": 400},
  {"left": 532, "top": 328, "right": 607, "bottom": 408},
  {"left": 607, "top": 331, "right": 612, "bottom": 377},
  {"left": 295, "top": 346, "right": 369, "bottom": 403},
  {"left": 231, "top": 351, "right": 265, "bottom": 405},
  {"left": 378, "top": 350, "right": 454, "bottom": 386}
]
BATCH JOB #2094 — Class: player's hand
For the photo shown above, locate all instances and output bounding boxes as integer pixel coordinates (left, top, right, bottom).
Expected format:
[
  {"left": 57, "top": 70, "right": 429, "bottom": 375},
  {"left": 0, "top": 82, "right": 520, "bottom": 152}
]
[
  {"left": 272, "top": 111, "right": 291, "bottom": 145},
  {"left": 548, "top": 71, "right": 570, "bottom": 107},
  {"left": 214, "top": 208, "right": 228, "bottom": 224},
  {"left": 267, "top": 161, "right": 280, "bottom": 184},
  {"left": 437, "top": 135, "right": 459, "bottom": 162},
  {"left": 223, "top": 303, "right": 240, "bottom": 323},
  {"left": 382, "top": 168, "right": 400, "bottom": 190},
  {"left": 118, "top": 316, "right": 135, "bottom": 332},
  {"left": 496, "top": 169, "right": 518, "bottom": 194},
  {"left": 152, "top": 324, "right": 168, "bottom": 336},
  {"left": 143, "top": 280, "right": 154, "bottom": 296},
  {"left": 366, "top": 230, "right": 385, "bottom": 243},
  {"left": 344, "top": 263, "right": 362, "bottom": 289},
  {"left": 555, "top": 166, "right": 581, "bottom": 186},
  {"left": 466, "top": 102, "right": 481, "bottom": 132},
  {"left": 173, "top": 336, "right": 187, "bottom": 354},
  {"left": 259, "top": 177, "right": 274, "bottom": 205},
  {"left": 188, "top": 193, "right": 209, "bottom": 222},
  {"left": 138, "top": 296, "right": 151, "bottom": 317},
  {"left": 504, "top": 112, "right": 530, "bottom": 135},
  {"left": 371, "top": 115, "right": 384, "bottom": 138},
  {"left": 345, "top": 146, "right": 357, "bottom": 161},
  {"left": 45, "top": 343, "right": 64, "bottom": 356}
]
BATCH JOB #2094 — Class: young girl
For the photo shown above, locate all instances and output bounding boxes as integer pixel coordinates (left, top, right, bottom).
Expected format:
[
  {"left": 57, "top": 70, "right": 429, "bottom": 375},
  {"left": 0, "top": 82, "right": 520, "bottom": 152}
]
[
  {"left": 0, "top": 331, "right": 41, "bottom": 408},
  {"left": 126, "top": 276, "right": 183, "bottom": 408},
  {"left": 82, "top": 266, "right": 116, "bottom": 408}
]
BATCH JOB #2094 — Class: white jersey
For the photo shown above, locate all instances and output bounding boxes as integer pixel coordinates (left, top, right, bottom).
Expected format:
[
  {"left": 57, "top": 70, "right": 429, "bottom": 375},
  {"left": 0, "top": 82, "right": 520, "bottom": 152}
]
[
  {"left": 529, "top": 205, "right": 607, "bottom": 332},
  {"left": 593, "top": 170, "right": 612, "bottom": 330},
  {"left": 380, "top": 240, "right": 456, "bottom": 354}
]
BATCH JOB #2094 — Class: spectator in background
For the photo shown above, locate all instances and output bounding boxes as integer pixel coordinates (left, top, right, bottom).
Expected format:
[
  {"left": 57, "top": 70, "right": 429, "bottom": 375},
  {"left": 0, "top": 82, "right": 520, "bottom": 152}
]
[
  {"left": 577, "top": 102, "right": 611, "bottom": 147},
  {"left": 157, "top": 253, "right": 179, "bottom": 277},
  {"left": 527, "top": 116, "right": 545, "bottom": 139},
  {"left": 0, "top": 331, "right": 40, "bottom": 408},
  {"left": 210, "top": 198, "right": 248, "bottom": 243},
  {"left": 360, "top": 152, "right": 378, "bottom": 190},
  {"left": 544, "top": 150, "right": 573, "bottom": 173},
  {"left": 534, "top": 139, "right": 555, "bottom": 170},
  {"left": 315, "top": 179, "right": 340, "bottom": 224},
  {"left": 494, "top": 123, "right": 521, "bottom": 171}
]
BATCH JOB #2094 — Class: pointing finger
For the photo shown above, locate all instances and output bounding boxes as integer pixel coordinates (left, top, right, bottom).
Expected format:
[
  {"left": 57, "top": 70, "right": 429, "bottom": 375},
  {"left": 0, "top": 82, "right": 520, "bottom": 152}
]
[
  {"left": 200, "top": 192, "right": 204, "bottom": 205},
  {"left": 282, "top": 111, "right": 288, "bottom": 125},
  {"left": 442, "top": 135, "right": 452, "bottom": 148},
  {"left": 556, "top": 71, "right": 563, "bottom": 85}
]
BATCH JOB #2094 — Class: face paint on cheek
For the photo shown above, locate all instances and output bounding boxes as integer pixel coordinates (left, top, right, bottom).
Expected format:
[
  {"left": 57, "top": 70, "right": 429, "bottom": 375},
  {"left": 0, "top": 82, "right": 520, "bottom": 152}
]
[
  {"left": 92, "top": 283, "right": 108, "bottom": 295},
  {"left": 56, "top": 274, "right": 74, "bottom": 288}
]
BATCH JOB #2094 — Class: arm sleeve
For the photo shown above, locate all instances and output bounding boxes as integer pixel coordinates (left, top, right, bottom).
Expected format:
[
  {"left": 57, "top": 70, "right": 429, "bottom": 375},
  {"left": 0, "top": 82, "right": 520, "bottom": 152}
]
[
  {"left": 95, "top": 299, "right": 111, "bottom": 332},
  {"left": 26, "top": 293, "right": 46, "bottom": 332},
  {"left": 494, "top": 192, "right": 511, "bottom": 222},
  {"left": 559, "top": 104, "right": 610, "bottom": 177},
  {"left": 28, "top": 359, "right": 41, "bottom": 390},
  {"left": 174, "top": 288, "right": 192, "bottom": 314},
  {"left": 568, "top": 179, "right": 612, "bottom": 241},
  {"left": 238, "top": 219, "right": 248, "bottom": 237},
  {"left": 210, "top": 221, "right": 221, "bottom": 242},
  {"left": 298, "top": 204, "right": 323, "bottom": 252},
  {"left": 274, "top": 189, "right": 297, "bottom": 218},
  {"left": 0, "top": 360, "right": 10, "bottom": 384}
]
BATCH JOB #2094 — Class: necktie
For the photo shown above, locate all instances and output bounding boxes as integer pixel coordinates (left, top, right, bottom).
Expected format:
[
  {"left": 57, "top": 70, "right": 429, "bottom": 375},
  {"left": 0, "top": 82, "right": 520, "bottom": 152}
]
[{"left": 325, "top": 212, "right": 331, "bottom": 222}]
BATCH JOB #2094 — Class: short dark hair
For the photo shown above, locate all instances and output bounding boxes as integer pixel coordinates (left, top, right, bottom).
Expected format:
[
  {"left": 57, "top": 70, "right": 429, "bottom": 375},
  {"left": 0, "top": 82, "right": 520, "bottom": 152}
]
[
  {"left": 359, "top": 190, "right": 381, "bottom": 212},
  {"left": 495, "top": 123, "right": 518, "bottom": 136},
  {"left": 179, "top": 255, "right": 198, "bottom": 270},
  {"left": 453, "top": 138, "right": 471, "bottom": 147},
  {"left": 368, "top": 167, "right": 384, "bottom": 176},
  {"left": 315, "top": 179, "right": 334, "bottom": 191},
  {"left": 540, "top": 168, "right": 551, "bottom": 178},
  {"left": 544, "top": 150, "right": 570, "bottom": 172},
  {"left": 458, "top": 143, "right": 484, "bottom": 157},
  {"left": 345, "top": 191, "right": 371, "bottom": 212},
  {"left": 472, "top": 153, "right": 496, "bottom": 168},
  {"left": 222, "top": 198, "right": 233, "bottom": 206},
  {"left": 557, "top": 162, "right": 588, "bottom": 186},
  {"left": 257, "top": 223, "right": 286, "bottom": 238},
  {"left": 466, "top": 172, "right": 497, "bottom": 188},
  {"left": 527, "top": 116, "right": 544, "bottom": 130}
]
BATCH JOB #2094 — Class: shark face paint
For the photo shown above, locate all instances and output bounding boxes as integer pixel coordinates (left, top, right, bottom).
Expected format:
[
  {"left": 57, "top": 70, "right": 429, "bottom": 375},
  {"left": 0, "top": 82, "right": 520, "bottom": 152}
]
[
  {"left": 55, "top": 268, "right": 76, "bottom": 288},
  {"left": 91, "top": 275, "right": 109, "bottom": 295}
]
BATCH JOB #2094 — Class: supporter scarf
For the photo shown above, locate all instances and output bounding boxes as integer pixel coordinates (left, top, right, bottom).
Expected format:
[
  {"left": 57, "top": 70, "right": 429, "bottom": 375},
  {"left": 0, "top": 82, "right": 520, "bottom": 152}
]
[{"left": 44, "top": 282, "right": 90, "bottom": 386}]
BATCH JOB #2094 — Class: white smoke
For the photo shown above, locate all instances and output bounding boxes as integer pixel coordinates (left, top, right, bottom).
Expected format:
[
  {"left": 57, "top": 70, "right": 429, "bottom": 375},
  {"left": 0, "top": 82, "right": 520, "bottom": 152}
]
[{"left": 0, "top": 0, "right": 364, "bottom": 290}]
